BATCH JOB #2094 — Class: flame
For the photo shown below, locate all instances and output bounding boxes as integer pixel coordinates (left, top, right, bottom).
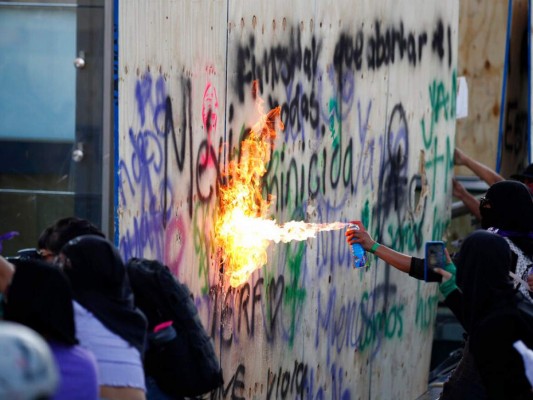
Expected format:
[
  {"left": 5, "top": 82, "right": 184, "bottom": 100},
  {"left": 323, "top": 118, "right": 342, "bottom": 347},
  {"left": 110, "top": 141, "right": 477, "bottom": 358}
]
[{"left": 215, "top": 84, "right": 347, "bottom": 287}]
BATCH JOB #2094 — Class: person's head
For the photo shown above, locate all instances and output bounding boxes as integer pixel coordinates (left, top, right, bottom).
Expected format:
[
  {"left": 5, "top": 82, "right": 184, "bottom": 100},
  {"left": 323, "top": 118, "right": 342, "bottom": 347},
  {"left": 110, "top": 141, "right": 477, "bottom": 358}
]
[
  {"left": 59, "top": 234, "right": 128, "bottom": 299},
  {"left": 479, "top": 180, "right": 533, "bottom": 233},
  {"left": 511, "top": 163, "right": 533, "bottom": 193},
  {"left": 0, "top": 321, "right": 59, "bottom": 400},
  {"left": 4, "top": 258, "right": 78, "bottom": 346},
  {"left": 37, "top": 217, "right": 105, "bottom": 262},
  {"left": 455, "top": 230, "right": 515, "bottom": 332},
  {"left": 58, "top": 235, "right": 147, "bottom": 355}
]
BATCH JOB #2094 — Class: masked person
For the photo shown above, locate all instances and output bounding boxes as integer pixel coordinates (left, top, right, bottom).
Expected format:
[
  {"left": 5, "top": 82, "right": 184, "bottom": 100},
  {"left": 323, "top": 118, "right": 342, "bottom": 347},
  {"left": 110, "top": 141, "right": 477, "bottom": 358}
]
[
  {"left": 479, "top": 180, "right": 533, "bottom": 300},
  {"left": 346, "top": 180, "right": 533, "bottom": 399},
  {"left": 37, "top": 216, "right": 105, "bottom": 263},
  {"left": 455, "top": 230, "right": 533, "bottom": 399},
  {"left": 1, "top": 256, "right": 99, "bottom": 400},
  {"left": 58, "top": 235, "right": 147, "bottom": 400},
  {"left": 511, "top": 163, "right": 533, "bottom": 193}
]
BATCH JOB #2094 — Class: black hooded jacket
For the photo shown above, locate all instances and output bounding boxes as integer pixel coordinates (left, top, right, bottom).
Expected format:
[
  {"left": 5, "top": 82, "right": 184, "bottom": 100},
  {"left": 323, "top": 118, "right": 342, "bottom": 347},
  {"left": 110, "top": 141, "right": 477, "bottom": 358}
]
[
  {"left": 455, "top": 231, "right": 533, "bottom": 399},
  {"left": 60, "top": 235, "right": 147, "bottom": 355},
  {"left": 5, "top": 258, "right": 78, "bottom": 346}
]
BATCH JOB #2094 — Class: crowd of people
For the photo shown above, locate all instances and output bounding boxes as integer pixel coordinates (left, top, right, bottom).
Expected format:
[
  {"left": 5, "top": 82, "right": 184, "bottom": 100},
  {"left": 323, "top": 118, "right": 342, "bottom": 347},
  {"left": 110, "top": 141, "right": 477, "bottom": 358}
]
[
  {"left": 347, "top": 150, "right": 533, "bottom": 399},
  {"left": 1, "top": 149, "right": 533, "bottom": 399},
  {"left": 0, "top": 218, "right": 152, "bottom": 400}
]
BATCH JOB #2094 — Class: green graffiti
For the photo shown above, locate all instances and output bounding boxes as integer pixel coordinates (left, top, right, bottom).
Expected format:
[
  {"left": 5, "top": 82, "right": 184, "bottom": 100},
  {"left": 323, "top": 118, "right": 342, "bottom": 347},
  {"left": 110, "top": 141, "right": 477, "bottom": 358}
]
[
  {"left": 328, "top": 98, "right": 344, "bottom": 189},
  {"left": 425, "top": 134, "right": 454, "bottom": 199},
  {"left": 361, "top": 199, "right": 371, "bottom": 228},
  {"left": 429, "top": 81, "right": 450, "bottom": 123},
  {"left": 328, "top": 98, "right": 340, "bottom": 149},
  {"left": 385, "top": 219, "right": 424, "bottom": 253},
  {"left": 283, "top": 241, "right": 307, "bottom": 348},
  {"left": 264, "top": 148, "right": 281, "bottom": 210},
  {"left": 193, "top": 202, "right": 213, "bottom": 295},
  {"left": 450, "top": 70, "right": 457, "bottom": 120},
  {"left": 425, "top": 136, "right": 444, "bottom": 199},
  {"left": 422, "top": 85, "right": 455, "bottom": 200},
  {"left": 358, "top": 291, "right": 405, "bottom": 352},
  {"left": 415, "top": 281, "right": 439, "bottom": 331},
  {"left": 421, "top": 69, "right": 457, "bottom": 151}
]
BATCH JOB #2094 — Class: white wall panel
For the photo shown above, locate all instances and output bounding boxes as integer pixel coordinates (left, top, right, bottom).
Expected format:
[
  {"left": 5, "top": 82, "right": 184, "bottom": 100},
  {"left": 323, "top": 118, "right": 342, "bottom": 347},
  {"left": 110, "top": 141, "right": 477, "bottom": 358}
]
[{"left": 118, "top": 1, "right": 459, "bottom": 398}]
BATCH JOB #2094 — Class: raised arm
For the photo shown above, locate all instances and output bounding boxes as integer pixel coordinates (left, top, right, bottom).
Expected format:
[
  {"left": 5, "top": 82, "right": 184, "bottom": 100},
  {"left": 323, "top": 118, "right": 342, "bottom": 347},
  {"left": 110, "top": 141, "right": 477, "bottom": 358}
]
[
  {"left": 453, "top": 178, "right": 482, "bottom": 220},
  {"left": 454, "top": 148, "right": 504, "bottom": 186}
]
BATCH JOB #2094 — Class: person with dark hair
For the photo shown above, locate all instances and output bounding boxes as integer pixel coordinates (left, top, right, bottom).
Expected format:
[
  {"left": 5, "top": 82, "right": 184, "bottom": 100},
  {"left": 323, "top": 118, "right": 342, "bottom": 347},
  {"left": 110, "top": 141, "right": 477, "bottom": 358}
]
[
  {"left": 36, "top": 217, "right": 169, "bottom": 399},
  {"left": 453, "top": 149, "right": 533, "bottom": 221},
  {"left": 37, "top": 217, "right": 105, "bottom": 262},
  {"left": 510, "top": 163, "right": 533, "bottom": 193},
  {"left": 454, "top": 230, "right": 533, "bottom": 399},
  {"left": 58, "top": 235, "right": 147, "bottom": 400},
  {"left": 0, "top": 255, "right": 99, "bottom": 400},
  {"left": 479, "top": 180, "right": 533, "bottom": 299}
]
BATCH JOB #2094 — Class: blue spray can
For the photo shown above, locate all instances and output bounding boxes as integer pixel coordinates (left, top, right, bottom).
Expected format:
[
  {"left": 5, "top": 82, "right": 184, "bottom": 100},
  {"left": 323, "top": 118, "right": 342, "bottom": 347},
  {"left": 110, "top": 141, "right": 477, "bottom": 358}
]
[{"left": 348, "top": 221, "right": 367, "bottom": 268}]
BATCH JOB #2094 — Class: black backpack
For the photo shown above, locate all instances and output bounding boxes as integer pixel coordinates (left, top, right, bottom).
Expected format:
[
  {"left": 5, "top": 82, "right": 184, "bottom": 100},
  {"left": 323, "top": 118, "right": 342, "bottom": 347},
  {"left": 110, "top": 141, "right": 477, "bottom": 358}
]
[{"left": 126, "top": 258, "right": 223, "bottom": 398}]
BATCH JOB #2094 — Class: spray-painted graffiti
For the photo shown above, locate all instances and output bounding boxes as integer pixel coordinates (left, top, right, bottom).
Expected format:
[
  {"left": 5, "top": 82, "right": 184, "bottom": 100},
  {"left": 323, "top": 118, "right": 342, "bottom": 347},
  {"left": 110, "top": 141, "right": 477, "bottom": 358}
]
[
  {"left": 119, "top": 74, "right": 225, "bottom": 279},
  {"left": 120, "top": 7, "right": 457, "bottom": 398},
  {"left": 266, "top": 361, "right": 308, "bottom": 400},
  {"left": 199, "top": 273, "right": 405, "bottom": 366},
  {"left": 235, "top": 20, "right": 453, "bottom": 103},
  {"left": 118, "top": 74, "right": 170, "bottom": 262},
  {"left": 210, "top": 361, "right": 354, "bottom": 400},
  {"left": 315, "top": 283, "right": 405, "bottom": 366}
]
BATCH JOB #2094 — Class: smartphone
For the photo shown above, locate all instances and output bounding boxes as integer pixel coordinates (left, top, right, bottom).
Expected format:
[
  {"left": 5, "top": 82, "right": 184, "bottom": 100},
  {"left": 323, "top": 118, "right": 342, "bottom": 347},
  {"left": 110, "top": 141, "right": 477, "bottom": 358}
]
[{"left": 424, "top": 241, "right": 445, "bottom": 282}]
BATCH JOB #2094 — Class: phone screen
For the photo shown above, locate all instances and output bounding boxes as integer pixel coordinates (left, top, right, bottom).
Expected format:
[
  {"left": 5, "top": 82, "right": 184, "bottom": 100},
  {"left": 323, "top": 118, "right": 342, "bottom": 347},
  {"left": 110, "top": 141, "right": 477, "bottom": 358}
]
[{"left": 424, "top": 241, "right": 445, "bottom": 282}]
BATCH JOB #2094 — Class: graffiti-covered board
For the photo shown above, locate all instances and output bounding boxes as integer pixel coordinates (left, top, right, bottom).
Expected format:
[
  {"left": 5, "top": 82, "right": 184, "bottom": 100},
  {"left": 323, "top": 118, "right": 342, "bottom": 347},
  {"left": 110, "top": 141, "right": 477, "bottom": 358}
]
[{"left": 117, "top": 1, "right": 458, "bottom": 398}]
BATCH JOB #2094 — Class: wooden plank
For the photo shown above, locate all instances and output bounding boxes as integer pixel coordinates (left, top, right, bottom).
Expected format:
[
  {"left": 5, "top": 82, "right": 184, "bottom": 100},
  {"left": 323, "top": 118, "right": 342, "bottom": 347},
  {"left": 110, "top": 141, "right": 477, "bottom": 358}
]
[{"left": 455, "top": 0, "right": 509, "bottom": 176}]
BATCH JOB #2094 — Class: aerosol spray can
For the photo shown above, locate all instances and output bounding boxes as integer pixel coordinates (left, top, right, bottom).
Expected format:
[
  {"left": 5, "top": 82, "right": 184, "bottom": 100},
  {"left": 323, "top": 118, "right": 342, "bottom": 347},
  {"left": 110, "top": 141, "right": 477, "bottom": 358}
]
[{"left": 348, "top": 221, "right": 367, "bottom": 268}]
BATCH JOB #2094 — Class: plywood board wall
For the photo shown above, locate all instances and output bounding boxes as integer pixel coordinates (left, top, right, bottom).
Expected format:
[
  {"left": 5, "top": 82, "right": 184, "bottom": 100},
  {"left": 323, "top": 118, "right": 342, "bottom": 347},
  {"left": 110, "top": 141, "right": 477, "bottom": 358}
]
[
  {"left": 118, "top": 1, "right": 459, "bottom": 398},
  {"left": 455, "top": 0, "right": 529, "bottom": 178}
]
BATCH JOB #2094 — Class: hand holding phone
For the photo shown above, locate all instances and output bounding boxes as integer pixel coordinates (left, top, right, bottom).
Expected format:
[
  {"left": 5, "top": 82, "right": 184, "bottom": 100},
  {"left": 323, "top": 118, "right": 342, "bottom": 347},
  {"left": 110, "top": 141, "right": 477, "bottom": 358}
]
[{"left": 424, "top": 241, "right": 446, "bottom": 282}]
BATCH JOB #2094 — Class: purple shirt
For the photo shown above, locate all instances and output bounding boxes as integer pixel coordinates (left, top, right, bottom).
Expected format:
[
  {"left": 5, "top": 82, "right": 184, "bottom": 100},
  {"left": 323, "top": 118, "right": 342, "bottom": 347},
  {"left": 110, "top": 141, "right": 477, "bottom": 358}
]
[{"left": 49, "top": 341, "right": 99, "bottom": 400}]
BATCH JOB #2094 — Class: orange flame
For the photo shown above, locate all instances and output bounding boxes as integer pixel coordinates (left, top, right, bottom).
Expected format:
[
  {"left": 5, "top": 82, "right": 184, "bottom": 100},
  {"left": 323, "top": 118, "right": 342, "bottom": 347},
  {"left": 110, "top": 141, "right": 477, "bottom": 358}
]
[{"left": 215, "top": 84, "right": 347, "bottom": 287}]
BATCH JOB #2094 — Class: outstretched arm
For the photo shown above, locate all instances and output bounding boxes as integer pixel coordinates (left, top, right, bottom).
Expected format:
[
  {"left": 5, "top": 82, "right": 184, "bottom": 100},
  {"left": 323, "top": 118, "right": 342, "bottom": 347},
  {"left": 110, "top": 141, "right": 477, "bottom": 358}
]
[{"left": 345, "top": 228, "right": 412, "bottom": 273}]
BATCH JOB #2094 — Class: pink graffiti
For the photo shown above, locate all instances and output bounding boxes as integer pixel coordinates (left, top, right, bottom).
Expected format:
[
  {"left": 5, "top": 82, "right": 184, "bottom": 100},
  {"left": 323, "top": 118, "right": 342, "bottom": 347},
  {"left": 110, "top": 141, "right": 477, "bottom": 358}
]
[
  {"left": 164, "top": 215, "right": 187, "bottom": 276},
  {"left": 200, "top": 82, "right": 219, "bottom": 167}
]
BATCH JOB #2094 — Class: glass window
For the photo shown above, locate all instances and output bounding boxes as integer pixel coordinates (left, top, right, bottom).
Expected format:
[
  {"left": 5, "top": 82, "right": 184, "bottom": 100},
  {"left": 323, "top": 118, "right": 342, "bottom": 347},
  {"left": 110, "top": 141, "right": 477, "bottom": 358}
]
[{"left": 0, "top": 7, "right": 76, "bottom": 141}]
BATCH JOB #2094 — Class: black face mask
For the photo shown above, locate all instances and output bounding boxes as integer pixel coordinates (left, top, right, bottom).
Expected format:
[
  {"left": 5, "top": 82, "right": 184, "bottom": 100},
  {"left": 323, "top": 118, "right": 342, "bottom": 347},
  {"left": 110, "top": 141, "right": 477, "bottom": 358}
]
[
  {"left": 60, "top": 235, "right": 147, "bottom": 355},
  {"left": 4, "top": 258, "right": 78, "bottom": 346},
  {"left": 480, "top": 205, "right": 495, "bottom": 230},
  {"left": 479, "top": 181, "right": 533, "bottom": 233}
]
